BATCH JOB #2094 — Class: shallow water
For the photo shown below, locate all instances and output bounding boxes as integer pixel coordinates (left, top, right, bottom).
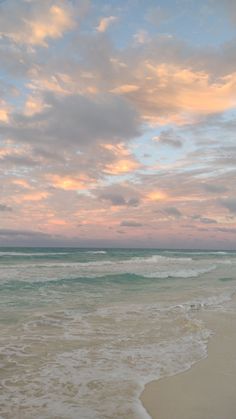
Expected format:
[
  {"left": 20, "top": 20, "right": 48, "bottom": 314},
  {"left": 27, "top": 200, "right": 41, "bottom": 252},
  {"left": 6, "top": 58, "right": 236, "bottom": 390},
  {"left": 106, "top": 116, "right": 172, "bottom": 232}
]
[{"left": 0, "top": 248, "right": 236, "bottom": 418}]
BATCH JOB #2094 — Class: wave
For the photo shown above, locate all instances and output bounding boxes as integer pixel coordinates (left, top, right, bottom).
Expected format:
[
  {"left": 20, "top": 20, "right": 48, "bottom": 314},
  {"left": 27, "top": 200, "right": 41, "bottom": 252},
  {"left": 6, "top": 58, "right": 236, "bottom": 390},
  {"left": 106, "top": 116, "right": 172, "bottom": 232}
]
[
  {"left": 0, "top": 254, "right": 187, "bottom": 267},
  {"left": 143, "top": 265, "right": 216, "bottom": 278},
  {"left": 160, "top": 290, "right": 236, "bottom": 314},
  {"left": 86, "top": 250, "right": 107, "bottom": 254},
  {"left": 0, "top": 253, "right": 219, "bottom": 285},
  {"left": 1, "top": 260, "right": 235, "bottom": 418},
  {"left": 0, "top": 251, "right": 70, "bottom": 257},
  {"left": 163, "top": 250, "right": 229, "bottom": 255},
  {"left": 0, "top": 298, "right": 212, "bottom": 419}
]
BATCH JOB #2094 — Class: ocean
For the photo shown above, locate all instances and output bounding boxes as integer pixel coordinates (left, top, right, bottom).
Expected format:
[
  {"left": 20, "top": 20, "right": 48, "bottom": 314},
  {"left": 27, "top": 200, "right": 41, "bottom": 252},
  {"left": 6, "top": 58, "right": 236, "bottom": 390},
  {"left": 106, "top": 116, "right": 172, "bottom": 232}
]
[{"left": 0, "top": 247, "right": 235, "bottom": 418}]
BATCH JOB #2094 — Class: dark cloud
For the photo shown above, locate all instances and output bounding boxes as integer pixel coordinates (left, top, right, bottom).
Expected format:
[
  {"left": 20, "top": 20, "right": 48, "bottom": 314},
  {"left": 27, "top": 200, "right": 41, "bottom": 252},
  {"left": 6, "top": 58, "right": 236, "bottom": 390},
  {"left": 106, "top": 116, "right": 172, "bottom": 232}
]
[
  {"left": 191, "top": 214, "right": 201, "bottom": 220},
  {"left": 191, "top": 214, "right": 217, "bottom": 224},
  {"left": 0, "top": 204, "right": 12, "bottom": 212},
  {"left": 0, "top": 93, "right": 140, "bottom": 149},
  {"left": 0, "top": 229, "right": 63, "bottom": 246},
  {"left": 220, "top": 197, "right": 236, "bottom": 213},
  {"left": 157, "top": 130, "right": 183, "bottom": 148},
  {"left": 98, "top": 185, "right": 140, "bottom": 207},
  {"left": 0, "top": 229, "right": 52, "bottom": 238},
  {"left": 120, "top": 220, "right": 143, "bottom": 227},
  {"left": 200, "top": 217, "right": 217, "bottom": 224},
  {"left": 196, "top": 227, "right": 209, "bottom": 232},
  {"left": 163, "top": 207, "right": 182, "bottom": 218},
  {"left": 99, "top": 192, "right": 140, "bottom": 207},
  {"left": 32, "top": 147, "right": 66, "bottom": 163},
  {"left": 99, "top": 192, "right": 126, "bottom": 206},
  {"left": 127, "top": 197, "right": 140, "bottom": 207},
  {"left": 214, "top": 226, "right": 236, "bottom": 234},
  {"left": 202, "top": 183, "right": 228, "bottom": 193},
  {"left": 0, "top": 154, "right": 39, "bottom": 167}
]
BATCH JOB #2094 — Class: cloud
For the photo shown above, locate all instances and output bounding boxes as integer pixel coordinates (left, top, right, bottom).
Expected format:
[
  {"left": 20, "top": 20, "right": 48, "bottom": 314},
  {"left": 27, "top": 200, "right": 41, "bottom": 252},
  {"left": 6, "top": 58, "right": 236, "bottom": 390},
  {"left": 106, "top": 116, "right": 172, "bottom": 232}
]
[
  {"left": 163, "top": 207, "right": 182, "bottom": 218},
  {"left": 99, "top": 192, "right": 126, "bottom": 206},
  {"left": 96, "top": 183, "right": 141, "bottom": 213},
  {"left": 24, "top": 95, "right": 45, "bottom": 116},
  {"left": 202, "top": 183, "right": 228, "bottom": 193},
  {"left": 96, "top": 16, "right": 117, "bottom": 33},
  {"left": 220, "top": 197, "right": 236, "bottom": 213},
  {"left": 98, "top": 143, "right": 141, "bottom": 175},
  {"left": 107, "top": 61, "right": 236, "bottom": 125},
  {"left": 15, "top": 191, "right": 49, "bottom": 202},
  {"left": 0, "top": 228, "right": 63, "bottom": 246},
  {"left": 146, "top": 191, "right": 167, "bottom": 202},
  {"left": 0, "top": 1, "right": 236, "bottom": 248},
  {"left": 127, "top": 197, "right": 140, "bottom": 207},
  {"left": 0, "top": 153, "right": 38, "bottom": 167},
  {"left": 0, "top": 228, "right": 52, "bottom": 238},
  {"left": 120, "top": 220, "right": 143, "bottom": 227},
  {"left": 200, "top": 217, "right": 218, "bottom": 224},
  {"left": 214, "top": 227, "right": 236, "bottom": 234},
  {"left": 46, "top": 174, "right": 95, "bottom": 190},
  {"left": 12, "top": 179, "right": 32, "bottom": 189},
  {"left": 154, "top": 130, "right": 183, "bottom": 148},
  {"left": 0, "top": 99, "right": 10, "bottom": 122},
  {"left": 111, "top": 85, "right": 140, "bottom": 94},
  {"left": 0, "top": 0, "right": 74, "bottom": 47},
  {"left": 0, "top": 93, "right": 140, "bottom": 149},
  {"left": 99, "top": 191, "right": 140, "bottom": 207},
  {"left": 133, "top": 30, "right": 150, "bottom": 45},
  {"left": 103, "top": 158, "right": 140, "bottom": 175},
  {"left": 0, "top": 204, "right": 12, "bottom": 212}
]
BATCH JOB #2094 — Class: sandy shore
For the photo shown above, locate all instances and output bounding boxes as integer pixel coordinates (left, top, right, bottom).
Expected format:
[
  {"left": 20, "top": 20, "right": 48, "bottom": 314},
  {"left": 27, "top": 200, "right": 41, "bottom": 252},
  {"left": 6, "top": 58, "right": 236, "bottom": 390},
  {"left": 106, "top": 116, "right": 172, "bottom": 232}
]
[{"left": 141, "top": 308, "right": 236, "bottom": 419}]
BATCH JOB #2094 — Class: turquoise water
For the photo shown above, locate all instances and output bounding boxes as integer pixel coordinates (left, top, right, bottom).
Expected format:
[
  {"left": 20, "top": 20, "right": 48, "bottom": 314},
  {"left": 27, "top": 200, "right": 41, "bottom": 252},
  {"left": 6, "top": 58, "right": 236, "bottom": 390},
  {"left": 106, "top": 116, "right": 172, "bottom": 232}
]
[{"left": 0, "top": 248, "right": 236, "bottom": 418}]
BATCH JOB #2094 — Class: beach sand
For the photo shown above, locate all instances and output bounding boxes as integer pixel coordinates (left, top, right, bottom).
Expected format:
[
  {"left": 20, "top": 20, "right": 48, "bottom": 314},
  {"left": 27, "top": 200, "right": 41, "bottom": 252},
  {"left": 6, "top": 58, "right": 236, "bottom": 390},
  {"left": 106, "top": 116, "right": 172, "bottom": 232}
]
[{"left": 141, "top": 306, "right": 236, "bottom": 419}]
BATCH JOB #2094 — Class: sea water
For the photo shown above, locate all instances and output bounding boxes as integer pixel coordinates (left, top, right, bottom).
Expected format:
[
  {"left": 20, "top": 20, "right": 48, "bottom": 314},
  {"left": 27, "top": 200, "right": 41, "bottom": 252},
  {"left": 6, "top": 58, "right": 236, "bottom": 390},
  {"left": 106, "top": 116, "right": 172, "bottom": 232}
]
[{"left": 0, "top": 248, "right": 236, "bottom": 418}]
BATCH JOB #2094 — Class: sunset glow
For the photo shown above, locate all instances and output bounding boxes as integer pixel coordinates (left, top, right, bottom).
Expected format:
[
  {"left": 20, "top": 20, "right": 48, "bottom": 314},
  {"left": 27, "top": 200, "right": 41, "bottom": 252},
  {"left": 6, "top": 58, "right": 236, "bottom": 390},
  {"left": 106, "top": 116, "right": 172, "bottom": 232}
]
[{"left": 0, "top": 0, "right": 236, "bottom": 248}]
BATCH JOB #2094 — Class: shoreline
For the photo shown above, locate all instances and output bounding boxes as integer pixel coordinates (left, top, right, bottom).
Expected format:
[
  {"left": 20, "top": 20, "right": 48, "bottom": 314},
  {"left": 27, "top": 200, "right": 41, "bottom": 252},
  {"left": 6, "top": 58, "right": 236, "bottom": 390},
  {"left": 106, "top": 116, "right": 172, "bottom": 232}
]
[{"left": 140, "top": 306, "right": 236, "bottom": 419}]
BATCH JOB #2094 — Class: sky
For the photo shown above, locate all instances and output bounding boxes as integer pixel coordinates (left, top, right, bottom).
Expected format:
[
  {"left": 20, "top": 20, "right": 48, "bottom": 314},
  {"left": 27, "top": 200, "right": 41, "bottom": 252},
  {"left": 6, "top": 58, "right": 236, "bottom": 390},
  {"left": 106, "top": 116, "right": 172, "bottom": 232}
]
[{"left": 0, "top": 0, "right": 236, "bottom": 249}]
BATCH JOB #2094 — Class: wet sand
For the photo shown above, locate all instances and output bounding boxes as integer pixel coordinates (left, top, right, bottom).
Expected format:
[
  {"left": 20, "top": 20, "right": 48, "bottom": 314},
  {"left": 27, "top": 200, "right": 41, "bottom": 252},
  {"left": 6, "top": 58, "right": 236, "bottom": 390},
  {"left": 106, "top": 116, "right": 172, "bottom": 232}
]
[{"left": 141, "top": 307, "right": 236, "bottom": 419}]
